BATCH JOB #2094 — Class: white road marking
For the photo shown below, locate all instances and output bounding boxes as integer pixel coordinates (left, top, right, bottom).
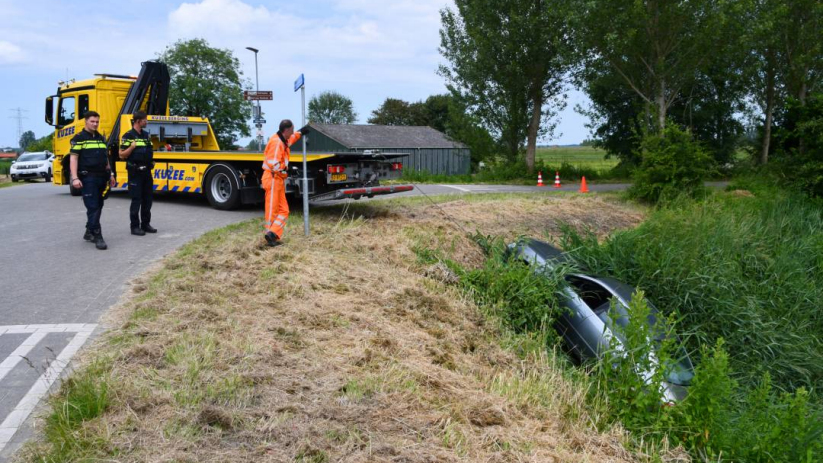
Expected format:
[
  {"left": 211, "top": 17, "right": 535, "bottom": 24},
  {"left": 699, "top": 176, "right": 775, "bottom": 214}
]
[
  {"left": 0, "top": 332, "right": 48, "bottom": 383},
  {"left": 438, "top": 184, "right": 472, "bottom": 192},
  {"left": 0, "top": 324, "right": 97, "bottom": 452}
]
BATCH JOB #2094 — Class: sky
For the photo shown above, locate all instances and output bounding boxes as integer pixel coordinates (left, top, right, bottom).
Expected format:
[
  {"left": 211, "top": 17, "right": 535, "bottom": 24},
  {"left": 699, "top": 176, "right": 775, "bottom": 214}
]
[{"left": 0, "top": 0, "right": 592, "bottom": 149}]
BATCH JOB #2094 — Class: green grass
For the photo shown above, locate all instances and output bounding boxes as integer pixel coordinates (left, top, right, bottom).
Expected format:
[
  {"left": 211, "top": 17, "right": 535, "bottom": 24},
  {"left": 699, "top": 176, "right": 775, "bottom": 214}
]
[
  {"left": 29, "top": 360, "right": 115, "bottom": 462},
  {"left": 535, "top": 146, "right": 617, "bottom": 171},
  {"left": 0, "top": 159, "right": 11, "bottom": 175},
  {"left": 397, "top": 146, "right": 624, "bottom": 185}
]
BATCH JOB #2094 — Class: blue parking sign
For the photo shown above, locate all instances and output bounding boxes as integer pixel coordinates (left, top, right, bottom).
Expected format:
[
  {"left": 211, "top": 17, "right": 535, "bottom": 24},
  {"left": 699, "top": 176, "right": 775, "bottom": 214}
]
[{"left": 294, "top": 74, "right": 304, "bottom": 92}]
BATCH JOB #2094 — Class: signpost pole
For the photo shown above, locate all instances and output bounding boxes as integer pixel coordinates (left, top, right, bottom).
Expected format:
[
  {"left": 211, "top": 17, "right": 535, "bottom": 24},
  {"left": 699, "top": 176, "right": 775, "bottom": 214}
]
[{"left": 296, "top": 74, "right": 309, "bottom": 236}]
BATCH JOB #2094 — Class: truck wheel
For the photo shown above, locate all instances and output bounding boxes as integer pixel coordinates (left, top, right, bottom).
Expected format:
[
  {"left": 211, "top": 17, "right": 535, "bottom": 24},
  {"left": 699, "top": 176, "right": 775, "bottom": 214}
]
[
  {"left": 69, "top": 184, "right": 81, "bottom": 196},
  {"left": 45, "top": 169, "right": 52, "bottom": 183},
  {"left": 204, "top": 164, "right": 240, "bottom": 210}
]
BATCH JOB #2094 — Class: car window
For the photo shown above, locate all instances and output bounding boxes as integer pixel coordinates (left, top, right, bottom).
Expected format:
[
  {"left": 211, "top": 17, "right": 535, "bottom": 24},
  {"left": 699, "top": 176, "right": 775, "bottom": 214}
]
[
  {"left": 18, "top": 153, "right": 48, "bottom": 162},
  {"left": 664, "top": 346, "right": 695, "bottom": 386},
  {"left": 78, "top": 94, "right": 89, "bottom": 119},
  {"left": 58, "top": 96, "right": 75, "bottom": 126},
  {"left": 566, "top": 276, "right": 613, "bottom": 311}
]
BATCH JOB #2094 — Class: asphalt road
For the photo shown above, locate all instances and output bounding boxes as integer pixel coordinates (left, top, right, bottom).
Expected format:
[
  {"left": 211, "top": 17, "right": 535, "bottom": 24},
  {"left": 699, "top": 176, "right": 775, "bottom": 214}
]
[{"left": 0, "top": 178, "right": 723, "bottom": 460}]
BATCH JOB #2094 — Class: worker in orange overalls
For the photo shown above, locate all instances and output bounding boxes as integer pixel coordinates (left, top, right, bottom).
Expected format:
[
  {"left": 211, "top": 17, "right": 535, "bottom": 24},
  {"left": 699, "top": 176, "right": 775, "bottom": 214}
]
[{"left": 261, "top": 119, "right": 307, "bottom": 247}]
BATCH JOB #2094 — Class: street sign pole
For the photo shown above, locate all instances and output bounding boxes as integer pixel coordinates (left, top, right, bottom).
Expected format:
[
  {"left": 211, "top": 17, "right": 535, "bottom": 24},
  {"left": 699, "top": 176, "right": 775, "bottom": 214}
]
[{"left": 296, "top": 73, "right": 309, "bottom": 236}]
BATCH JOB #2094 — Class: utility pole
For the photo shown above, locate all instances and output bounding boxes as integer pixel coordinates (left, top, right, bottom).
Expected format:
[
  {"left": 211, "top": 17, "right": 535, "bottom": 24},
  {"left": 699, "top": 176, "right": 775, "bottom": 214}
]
[
  {"left": 246, "top": 47, "right": 263, "bottom": 151},
  {"left": 295, "top": 73, "right": 309, "bottom": 236},
  {"left": 9, "top": 108, "right": 28, "bottom": 147}
]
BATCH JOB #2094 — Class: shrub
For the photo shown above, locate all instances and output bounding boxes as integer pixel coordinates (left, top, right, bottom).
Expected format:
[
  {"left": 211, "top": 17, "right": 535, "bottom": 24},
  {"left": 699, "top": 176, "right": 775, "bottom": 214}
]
[
  {"left": 461, "top": 234, "right": 569, "bottom": 335},
  {"left": 629, "top": 124, "right": 716, "bottom": 203}
]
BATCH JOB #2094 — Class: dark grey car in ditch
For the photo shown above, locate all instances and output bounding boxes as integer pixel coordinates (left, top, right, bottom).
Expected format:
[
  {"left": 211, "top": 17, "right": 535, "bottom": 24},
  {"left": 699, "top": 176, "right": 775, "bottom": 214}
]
[{"left": 509, "top": 238, "right": 695, "bottom": 402}]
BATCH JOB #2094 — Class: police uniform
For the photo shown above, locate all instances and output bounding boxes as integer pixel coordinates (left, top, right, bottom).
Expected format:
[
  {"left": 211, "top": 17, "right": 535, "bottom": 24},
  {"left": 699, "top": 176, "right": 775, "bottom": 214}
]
[
  {"left": 70, "top": 129, "right": 110, "bottom": 240},
  {"left": 120, "top": 128, "right": 154, "bottom": 231}
]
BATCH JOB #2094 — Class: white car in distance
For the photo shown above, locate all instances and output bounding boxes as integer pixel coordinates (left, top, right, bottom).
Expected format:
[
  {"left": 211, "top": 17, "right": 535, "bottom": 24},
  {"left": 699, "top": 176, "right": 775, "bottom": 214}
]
[{"left": 10, "top": 151, "right": 54, "bottom": 182}]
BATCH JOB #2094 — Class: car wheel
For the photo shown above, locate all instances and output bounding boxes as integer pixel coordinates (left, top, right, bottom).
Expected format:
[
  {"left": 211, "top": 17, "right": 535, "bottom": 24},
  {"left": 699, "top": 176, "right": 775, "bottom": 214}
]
[
  {"left": 204, "top": 164, "right": 240, "bottom": 210},
  {"left": 11, "top": 177, "right": 18, "bottom": 183},
  {"left": 45, "top": 170, "right": 52, "bottom": 183}
]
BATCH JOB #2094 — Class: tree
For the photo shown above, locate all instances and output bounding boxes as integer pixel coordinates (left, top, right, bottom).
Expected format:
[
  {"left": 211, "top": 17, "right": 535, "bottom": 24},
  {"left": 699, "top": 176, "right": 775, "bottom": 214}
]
[
  {"left": 368, "top": 98, "right": 428, "bottom": 126},
  {"left": 308, "top": 91, "right": 357, "bottom": 124},
  {"left": 741, "top": 0, "right": 788, "bottom": 165},
  {"left": 782, "top": 0, "right": 822, "bottom": 108},
  {"left": 158, "top": 39, "right": 252, "bottom": 149},
  {"left": 368, "top": 94, "right": 495, "bottom": 167},
  {"left": 576, "top": 0, "right": 728, "bottom": 134},
  {"left": 440, "top": 0, "right": 571, "bottom": 171},
  {"left": 19, "top": 130, "right": 35, "bottom": 151},
  {"left": 26, "top": 133, "right": 54, "bottom": 152}
]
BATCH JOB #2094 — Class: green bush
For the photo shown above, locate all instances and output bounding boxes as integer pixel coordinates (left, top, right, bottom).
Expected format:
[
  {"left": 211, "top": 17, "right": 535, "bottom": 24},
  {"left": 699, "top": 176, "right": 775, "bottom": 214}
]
[
  {"left": 593, "top": 291, "right": 680, "bottom": 433},
  {"left": 460, "top": 234, "right": 570, "bottom": 335},
  {"left": 629, "top": 124, "right": 716, "bottom": 203}
]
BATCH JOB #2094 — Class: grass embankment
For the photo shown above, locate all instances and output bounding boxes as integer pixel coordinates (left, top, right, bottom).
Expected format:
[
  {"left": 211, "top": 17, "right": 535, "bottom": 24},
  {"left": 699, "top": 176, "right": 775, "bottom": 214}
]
[
  {"left": 401, "top": 146, "right": 624, "bottom": 185},
  {"left": 22, "top": 193, "right": 646, "bottom": 462}
]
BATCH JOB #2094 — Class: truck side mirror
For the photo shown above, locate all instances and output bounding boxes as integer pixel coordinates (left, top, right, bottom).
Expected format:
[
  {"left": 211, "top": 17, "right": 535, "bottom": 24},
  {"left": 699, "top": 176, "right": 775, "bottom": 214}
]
[{"left": 45, "top": 96, "right": 56, "bottom": 126}]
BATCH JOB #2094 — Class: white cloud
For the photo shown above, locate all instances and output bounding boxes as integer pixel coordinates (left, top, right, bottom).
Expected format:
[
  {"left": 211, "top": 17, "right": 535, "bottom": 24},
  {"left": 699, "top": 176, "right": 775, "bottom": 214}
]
[
  {"left": 0, "top": 41, "right": 24, "bottom": 64},
  {"left": 169, "top": 0, "right": 274, "bottom": 36}
]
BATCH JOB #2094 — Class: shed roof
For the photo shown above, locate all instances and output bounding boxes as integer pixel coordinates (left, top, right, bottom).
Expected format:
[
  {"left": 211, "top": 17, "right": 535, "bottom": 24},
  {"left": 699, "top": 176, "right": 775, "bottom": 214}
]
[{"left": 309, "top": 123, "right": 467, "bottom": 149}]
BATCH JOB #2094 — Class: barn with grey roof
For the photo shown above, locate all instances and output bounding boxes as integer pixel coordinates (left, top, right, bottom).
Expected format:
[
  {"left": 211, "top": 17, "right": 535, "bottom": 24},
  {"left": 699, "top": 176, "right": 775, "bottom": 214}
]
[{"left": 293, "top": 123, "right": 470, "bottom": 175}]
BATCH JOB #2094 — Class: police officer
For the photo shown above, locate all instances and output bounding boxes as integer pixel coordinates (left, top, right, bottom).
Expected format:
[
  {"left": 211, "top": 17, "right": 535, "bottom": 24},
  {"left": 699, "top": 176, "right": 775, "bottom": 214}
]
[
  {"left": 70, "top": 110, "right": 116, "bottom": 250},
  {"left": 119, "top": 110, "right": 156, "bottom": 235}
]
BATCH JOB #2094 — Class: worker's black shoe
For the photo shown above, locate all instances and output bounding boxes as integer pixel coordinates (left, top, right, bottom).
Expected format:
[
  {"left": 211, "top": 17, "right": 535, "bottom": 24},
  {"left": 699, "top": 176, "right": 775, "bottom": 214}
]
[
  {"left": 94, "top": 235, "right": 108, "bottom": 250},
  {"left": 264, "top": 232, "right": 282, "bottom": 247},
  {"left": 83, "top": 229, "right": 93, "bottom": 242},
  {"left": 131, "top": 227, "right": 146, "bottom": 236},
  {"left": 142, "top": 224, "right": 157, "bottom": 233}
]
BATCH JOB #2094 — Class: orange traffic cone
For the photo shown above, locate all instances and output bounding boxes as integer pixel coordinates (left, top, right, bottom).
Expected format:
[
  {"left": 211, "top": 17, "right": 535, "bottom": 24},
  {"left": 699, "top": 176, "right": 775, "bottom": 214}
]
[
  {"left": 579, "top": 176, "right": 589, "bottom": 193},
  {"left": 554, "top": 171, "right": 561, "bottom": 188},
  {"left": 537, "top": 171, "right": 545, "bottom": 187}
]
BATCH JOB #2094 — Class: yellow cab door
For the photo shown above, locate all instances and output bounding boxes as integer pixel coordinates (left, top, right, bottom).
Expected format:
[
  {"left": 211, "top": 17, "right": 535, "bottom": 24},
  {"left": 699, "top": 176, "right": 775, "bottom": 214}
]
[{"left": 50, "top": 93, "right": 91, "bottom": 185}]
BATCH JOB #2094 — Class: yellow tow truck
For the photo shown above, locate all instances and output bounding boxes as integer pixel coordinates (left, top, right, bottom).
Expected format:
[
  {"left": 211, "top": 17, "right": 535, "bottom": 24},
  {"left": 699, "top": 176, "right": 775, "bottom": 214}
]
[{"left": 45, "top": 61, "right": 412, "bottom": 209}]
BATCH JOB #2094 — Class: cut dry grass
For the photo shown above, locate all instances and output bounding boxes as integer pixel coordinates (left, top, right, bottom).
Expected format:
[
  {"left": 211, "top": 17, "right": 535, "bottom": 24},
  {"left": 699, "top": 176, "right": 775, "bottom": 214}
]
[{"left": 20, "top": 193, "right": 650, "bottom": 463}]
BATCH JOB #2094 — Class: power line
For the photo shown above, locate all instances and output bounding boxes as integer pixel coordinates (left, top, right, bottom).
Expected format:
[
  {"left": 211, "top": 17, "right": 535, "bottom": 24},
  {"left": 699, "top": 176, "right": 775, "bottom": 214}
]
[{"left": 8, "top": 108, "right": 29, "bottom": 146}]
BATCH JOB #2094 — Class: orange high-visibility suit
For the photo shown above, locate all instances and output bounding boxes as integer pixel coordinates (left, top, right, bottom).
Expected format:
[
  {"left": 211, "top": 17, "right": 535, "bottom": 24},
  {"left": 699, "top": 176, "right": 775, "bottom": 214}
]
[{"left": 262, "top": 131, "right": 302, "bottom": 239}]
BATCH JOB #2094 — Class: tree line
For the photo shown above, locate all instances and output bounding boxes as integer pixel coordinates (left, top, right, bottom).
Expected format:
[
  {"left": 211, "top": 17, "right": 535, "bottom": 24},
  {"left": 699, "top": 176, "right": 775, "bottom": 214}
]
[{"left": 439, "top": 0, "right": 821, "bottom": 176}]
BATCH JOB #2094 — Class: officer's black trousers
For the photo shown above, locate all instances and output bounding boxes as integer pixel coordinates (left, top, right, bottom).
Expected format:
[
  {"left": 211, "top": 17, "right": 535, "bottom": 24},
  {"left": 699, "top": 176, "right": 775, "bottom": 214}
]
[
  {"left": 128, "top": 169, "right": 153, "bottom": 229},
  {"left": 80, "top": 174, "right": 106, "bottom": 234}
]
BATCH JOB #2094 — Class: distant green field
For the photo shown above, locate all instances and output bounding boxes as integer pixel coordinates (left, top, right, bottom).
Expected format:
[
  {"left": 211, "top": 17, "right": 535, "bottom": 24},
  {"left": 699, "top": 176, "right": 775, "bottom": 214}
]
[{"left": 536, "top": 146, "right": 617, "bottom": 171}]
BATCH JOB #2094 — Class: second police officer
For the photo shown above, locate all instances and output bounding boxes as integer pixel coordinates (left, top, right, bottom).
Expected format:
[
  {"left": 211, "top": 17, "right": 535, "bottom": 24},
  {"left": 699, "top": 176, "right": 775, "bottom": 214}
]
[{"left": 119, "top": 110, "right": 157, "bottom": 235}]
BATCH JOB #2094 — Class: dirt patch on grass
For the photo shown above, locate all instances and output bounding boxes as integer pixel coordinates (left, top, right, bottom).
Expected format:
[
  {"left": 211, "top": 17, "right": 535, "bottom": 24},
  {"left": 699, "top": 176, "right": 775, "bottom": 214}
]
[{"left": 21, "top": 194, "right": 649, "bottom": 462}]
